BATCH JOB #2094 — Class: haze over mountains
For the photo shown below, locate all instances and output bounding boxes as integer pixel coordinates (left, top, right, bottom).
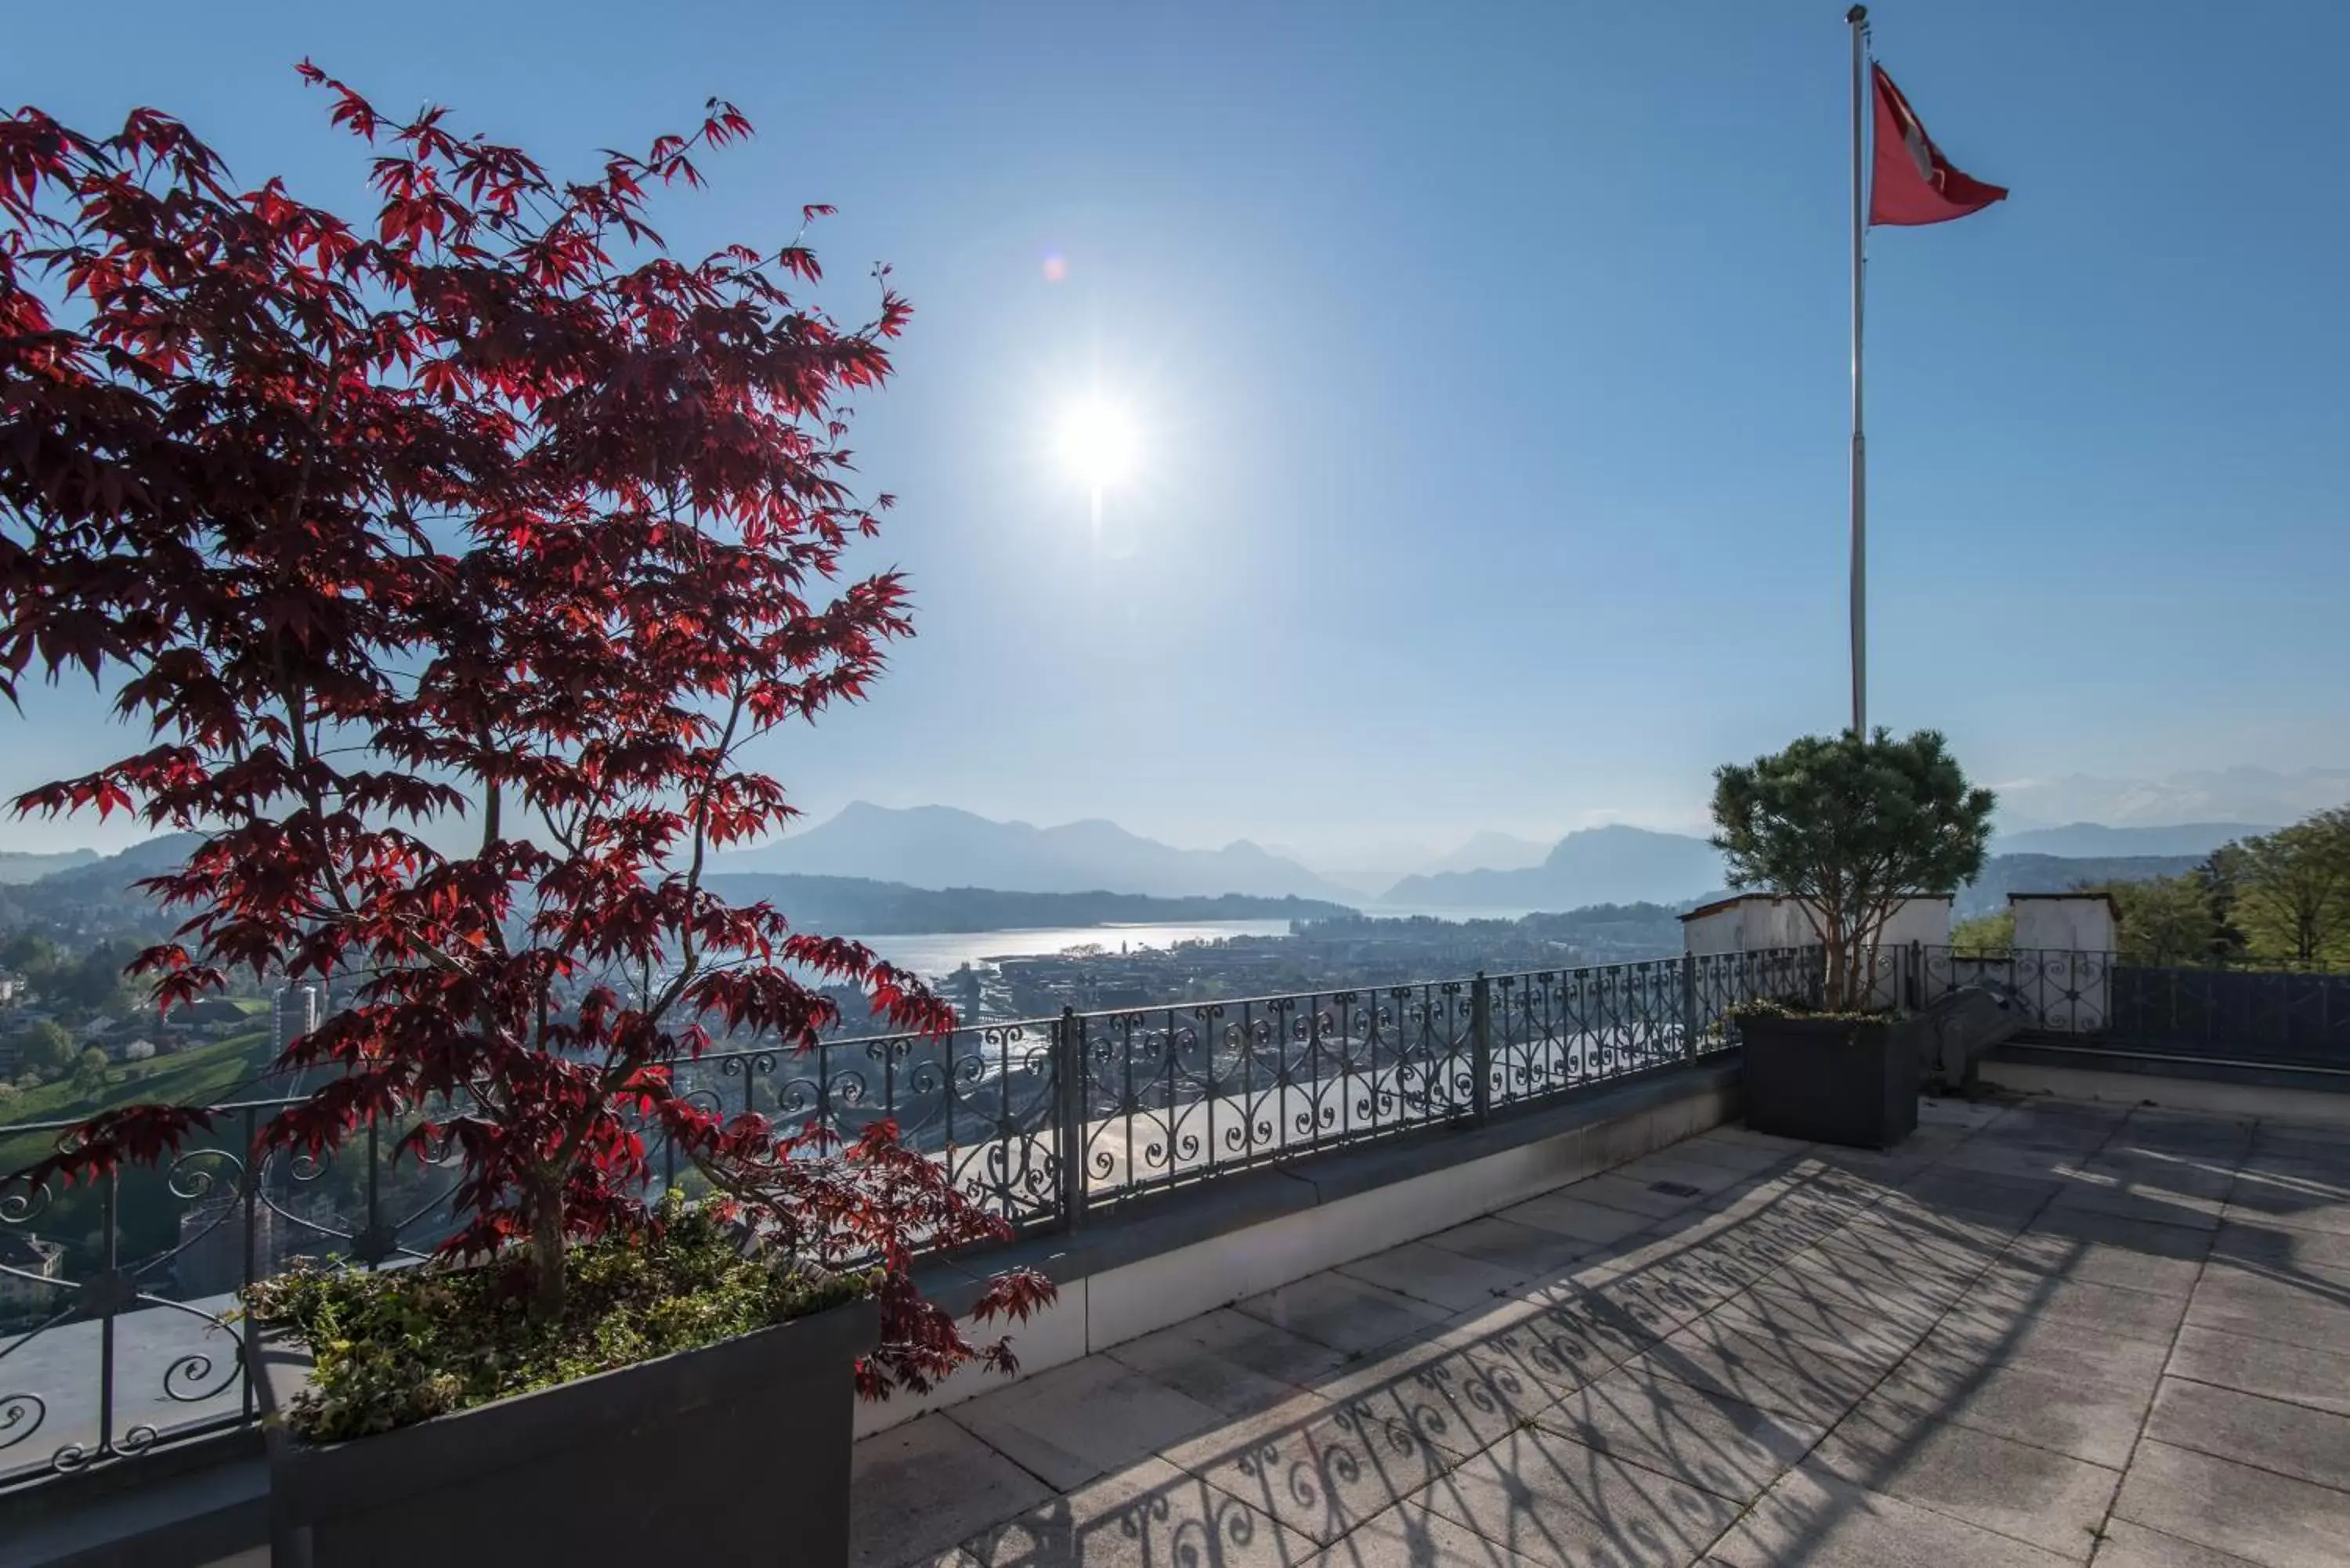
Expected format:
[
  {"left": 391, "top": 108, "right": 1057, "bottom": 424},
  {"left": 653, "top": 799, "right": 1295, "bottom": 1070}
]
[
  {"left": 711, "top": 805, "right": 1737, "bottom": 909},
  {"left": 709, "top": 803, "right": 1361, "bottom": 901},
  {"left": 713, "top": 804, "right": 2297, "bottom": 912},
  {"left": 1380, "top": 826, "right": 1727, "bottom": 910},
  {"left": 0, "top": 803, "right": 2324, "bottom": 938},
  {"left": 1994, "top": 768, "right": 2345, "bottom": 833},
  {"left": 1987, "top": 822, "right": 2272, "bottom": 859}
]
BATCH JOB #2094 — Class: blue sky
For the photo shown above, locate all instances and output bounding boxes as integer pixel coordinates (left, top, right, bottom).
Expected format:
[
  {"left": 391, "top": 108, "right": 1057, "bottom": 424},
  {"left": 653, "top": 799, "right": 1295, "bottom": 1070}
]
[{"left": 7, "top": 1, "right": 2347, "bottom": 866}]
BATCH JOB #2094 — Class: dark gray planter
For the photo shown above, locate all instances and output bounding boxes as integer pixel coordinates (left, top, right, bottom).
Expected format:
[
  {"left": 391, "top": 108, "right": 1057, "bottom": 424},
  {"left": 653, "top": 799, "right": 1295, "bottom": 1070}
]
[
  {"left": 1740, "top": 1011, "right": 1922, "bottom": 1150},
  {"left": 255, "top": 1294, "right": 879, "bottom": 1568}
]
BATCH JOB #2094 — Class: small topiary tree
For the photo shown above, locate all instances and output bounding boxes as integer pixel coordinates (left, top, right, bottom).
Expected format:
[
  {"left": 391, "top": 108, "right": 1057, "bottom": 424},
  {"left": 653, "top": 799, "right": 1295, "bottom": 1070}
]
[{"left": 1710, "top": 728, "right": 1994, "bottom": 1012}]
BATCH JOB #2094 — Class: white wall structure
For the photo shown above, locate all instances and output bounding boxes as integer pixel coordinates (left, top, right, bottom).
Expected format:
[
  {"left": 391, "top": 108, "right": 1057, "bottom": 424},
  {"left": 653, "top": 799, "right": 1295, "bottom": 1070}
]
[
  {"left": 1680, "top": 893, "right": 1952, "bottom": 1006},
  {"left": 2007, "top": 893, "right": 2118, "bottom": 1032},
  {"left": 2011, "top": 894, "right": 2119, "bottom": 956},
  {"left": 1679, "top": 894, "right": 1813, "bottom": 957}
]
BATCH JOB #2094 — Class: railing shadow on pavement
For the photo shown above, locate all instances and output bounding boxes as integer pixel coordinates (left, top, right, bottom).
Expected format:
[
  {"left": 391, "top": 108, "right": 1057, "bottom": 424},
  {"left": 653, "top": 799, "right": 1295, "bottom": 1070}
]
[{"left": 925, "top": 1095, "right": 2350, "bottom": 1567}]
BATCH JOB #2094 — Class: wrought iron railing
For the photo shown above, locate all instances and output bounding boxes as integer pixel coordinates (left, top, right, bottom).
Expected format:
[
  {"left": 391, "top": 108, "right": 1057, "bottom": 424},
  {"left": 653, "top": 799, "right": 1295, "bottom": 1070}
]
[
  {"left": 1917, "top": 945, "right": 2350, "bottom": 1069},
  {"left": 0, "top": 946, "right": 1813, "bottom": 1493}
]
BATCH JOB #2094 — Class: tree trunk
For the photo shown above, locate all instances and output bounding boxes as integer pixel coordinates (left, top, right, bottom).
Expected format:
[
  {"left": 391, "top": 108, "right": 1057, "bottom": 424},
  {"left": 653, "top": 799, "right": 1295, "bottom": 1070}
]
[
  {"left": 529, "top": 1180, "right": 567, "bottom": 1321},
  {"left": 1824, "top": 926, "right": 1855, "bottom": 1012}
]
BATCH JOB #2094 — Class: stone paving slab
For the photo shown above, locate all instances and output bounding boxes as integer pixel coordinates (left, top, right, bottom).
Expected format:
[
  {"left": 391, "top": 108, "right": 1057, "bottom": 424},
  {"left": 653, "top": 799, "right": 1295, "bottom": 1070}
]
[
  {"left": 1867, "top": 1349, "right": 2154, "bottom": 1469},
  {"left": 1812, "top": 1388, "right": 2124, "bottom": 1559},
  {"left": 2090, "top": 1519, "right": 2269, "bottom": 1568},
  {"left": 1420, "top": 1214, "right": 1610, "bottom": 1277},
  {"left": 2111, "top": 1439, "right": 2350, "bottom": 1568},
  {"left": 2183, "top": 1262, "right": 2350, "bottom": 1350},
  {"left": 2164, "top": 1323, "right": 2350, "bottom": 1419},
  {"left": 1707, "top": 1462, "right": 2078, "bottom": 1566},
  {"left": 1338, "top": 1238, "right": 1537, "bottom": 1311},
  {"left": 956, "top": 1455, "right": 1316, "bottom": 1568},
  {"left": 1160, "top": 1390, "right": 1454, "bottom": 1548},
  {"left": 1303, "top": 1498, "right": 1546, "bottom": 1566},
  {"left": 1235, "top": 1269, "right": 1456, "bottom": 1357},
  {"left": 851, "top": 1094, "right": 2350, "bottom": 1568},
  {"left": 1316, "top": 1339, "right": 1558, "bottom": 1462},
  {"left": 2007, "top": 1209, "right": 2215, "bottom": 1296},
  {"left": 851, "top": 1412, "right": 1057, "bottom": 1568},
  {"left": 2143, "top": 1377, "right": 2350, "bottom": 1494},
  {"left": 1535, "top": 1365, "right": 1828, "bottom": 1506},
  {"left": 1415, "top": 1419, "right": 1743, "bottom": 1567},
  {"left": 1444, "top": 1288, "right": 1658, "bottom": 1398},
  {"left": 2210, "top": 1216, "right": 2350, "bottom": 1273},
  {"left": 1495, "top": 1188, "right": 1660, "bottom": 1245},
  {"left": 943, "top": 1353, "right": 1226, "bottom": 1491}
]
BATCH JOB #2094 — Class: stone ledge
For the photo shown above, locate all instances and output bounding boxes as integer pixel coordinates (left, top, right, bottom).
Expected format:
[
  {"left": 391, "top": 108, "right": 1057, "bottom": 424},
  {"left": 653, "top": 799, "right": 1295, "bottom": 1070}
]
[
  {"left": 913, "top": 1056, "right": 1741, "bottom": 1319},
  {"left": 1998, "top": 1040, "right": 2350, "bottom": 1095},
  {"left": 0, "top": 1434, "right": 264, "bottom": 1568},
  {"left": 862, "top": 1056, "right": 1743, "bottom": 1436},
  {"left": 1984, "top": 1049, "right": 2350, "bottom": 1127}
]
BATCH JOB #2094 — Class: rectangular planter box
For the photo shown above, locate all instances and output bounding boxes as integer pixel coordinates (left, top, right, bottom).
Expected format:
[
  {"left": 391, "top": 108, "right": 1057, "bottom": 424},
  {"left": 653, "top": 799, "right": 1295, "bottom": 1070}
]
[
  {"left": 1740, "top": 1011, "right": 1922, "bottom": 1150},
  {"left": 256, "top": 1294, "right": 880, "bottom": 1568}
]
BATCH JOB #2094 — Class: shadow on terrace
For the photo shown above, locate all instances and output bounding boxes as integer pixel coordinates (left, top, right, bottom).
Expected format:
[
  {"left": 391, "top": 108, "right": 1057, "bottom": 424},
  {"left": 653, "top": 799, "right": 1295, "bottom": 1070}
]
[{"left": 850, "top": 1096, "right": 2350, "bottom": 1568}]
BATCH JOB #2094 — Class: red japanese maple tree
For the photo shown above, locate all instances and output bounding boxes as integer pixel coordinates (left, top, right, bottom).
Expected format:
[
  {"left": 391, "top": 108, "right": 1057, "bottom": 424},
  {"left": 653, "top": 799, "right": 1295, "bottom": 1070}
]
[{"left": 0, "top": 69, "right": 1048, "bottom": 1392}]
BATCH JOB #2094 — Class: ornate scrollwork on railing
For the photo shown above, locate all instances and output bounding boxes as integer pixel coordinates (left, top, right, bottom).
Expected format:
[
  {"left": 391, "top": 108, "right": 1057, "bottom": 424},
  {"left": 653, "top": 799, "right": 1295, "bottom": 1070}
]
[
  {"left": 0, "top": 1393, "right": 45, "bottom": 1454},
  {"left": 0, "top": 1172, "right": 54, "bottom": 1227}
]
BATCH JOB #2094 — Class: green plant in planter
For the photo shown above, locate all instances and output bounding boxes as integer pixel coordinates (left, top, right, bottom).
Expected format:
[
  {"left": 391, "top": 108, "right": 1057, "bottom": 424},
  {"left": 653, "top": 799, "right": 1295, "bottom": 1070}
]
[
  {"left": 1710, "top": 728, "right": 1995, "bottom": 1013},
  {"left": 244, "top": 1198, "right": 879, "bottom": 1442}
]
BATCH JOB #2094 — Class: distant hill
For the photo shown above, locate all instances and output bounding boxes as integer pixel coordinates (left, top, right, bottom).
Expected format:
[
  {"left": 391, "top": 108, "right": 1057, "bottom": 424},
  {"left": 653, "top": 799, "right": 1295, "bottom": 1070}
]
[
  {"left": 1996, "top": 768, "right": 2345, "bottom": 834},
  {"left": 0, "top": 832, "right": 204, "bottom": 939},
  {"left": 1956, "top": 853, "right": 2204, "bottom": 918},
  {"left": 0, "top": 848, "right": 99, "bottom": 884},
  {"left": 712, "top": 803, "right": 1354, "bottom": 900},
  {"left": 1381, "top": 826, "right": 1726, "bottom": 911},
  {"left": 1417, "top": 831, "right": 1552, "bottom": 877},
  {"left": 1990, "top": 822, "right": 2268, "bottom": 860},
  {"left": 701, "top": 873, "right": 1354, "bottom": 934}
]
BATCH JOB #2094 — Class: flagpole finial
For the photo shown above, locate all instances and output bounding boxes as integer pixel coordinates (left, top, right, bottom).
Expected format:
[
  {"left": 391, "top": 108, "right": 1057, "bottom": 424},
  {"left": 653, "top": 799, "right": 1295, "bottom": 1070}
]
[{"left": 1846, "top": 5, "right": 1867, "bottom": 23}]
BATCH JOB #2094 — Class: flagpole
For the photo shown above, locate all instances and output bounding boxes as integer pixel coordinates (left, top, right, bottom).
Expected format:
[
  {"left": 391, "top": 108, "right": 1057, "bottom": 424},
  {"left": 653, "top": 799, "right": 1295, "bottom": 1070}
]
[{"left": 1846, "top": 5, "right": 1868, "bottom": 738}]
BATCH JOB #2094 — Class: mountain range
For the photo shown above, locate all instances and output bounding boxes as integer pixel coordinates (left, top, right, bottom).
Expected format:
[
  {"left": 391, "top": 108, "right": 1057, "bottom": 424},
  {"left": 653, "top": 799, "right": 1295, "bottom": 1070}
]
[
  {"left": 1995, "top": 768, "right": 2344, "bottom": 833},
  {"left": 0, "top": 848, "right": 100, "bottom": 884},
  {"left": 0, "top": 808, "right": 2298, "bottom": 930},
  {"left": 710, "top": 803, "right": 1360, "bottom": 901},
  {"left": 1988, "top": 822, "right": 2269, "bottom": 859},
  {"left": 1379, "top": 826, "right": 1727, "bottom": 910}
]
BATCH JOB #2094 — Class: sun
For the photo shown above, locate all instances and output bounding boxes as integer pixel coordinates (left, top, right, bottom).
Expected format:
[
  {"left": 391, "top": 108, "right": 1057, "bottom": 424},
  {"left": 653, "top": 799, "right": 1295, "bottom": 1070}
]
[{"left": 1054, "top": 396, "right": 1141, "bottom": 490}]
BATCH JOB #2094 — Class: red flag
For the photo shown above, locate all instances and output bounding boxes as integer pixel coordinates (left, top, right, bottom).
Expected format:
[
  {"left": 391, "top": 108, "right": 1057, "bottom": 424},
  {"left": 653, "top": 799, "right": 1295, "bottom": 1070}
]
[{"left": 1869, "top": 63, "right": 2006, "bottom": 226}]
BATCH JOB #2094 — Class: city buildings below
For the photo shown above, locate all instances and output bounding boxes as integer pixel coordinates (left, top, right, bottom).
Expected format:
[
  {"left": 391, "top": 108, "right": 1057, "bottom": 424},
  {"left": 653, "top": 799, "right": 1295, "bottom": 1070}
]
[{"left": 0, "top": 1231, "right": 64, "bottom": 1325}]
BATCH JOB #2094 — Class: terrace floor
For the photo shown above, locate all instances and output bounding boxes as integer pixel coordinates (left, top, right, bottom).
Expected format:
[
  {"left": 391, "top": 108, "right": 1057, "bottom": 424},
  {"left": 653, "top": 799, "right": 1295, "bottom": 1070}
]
[{"left": 848, "top": 1093, "right": 2350, "bottom": 1568}]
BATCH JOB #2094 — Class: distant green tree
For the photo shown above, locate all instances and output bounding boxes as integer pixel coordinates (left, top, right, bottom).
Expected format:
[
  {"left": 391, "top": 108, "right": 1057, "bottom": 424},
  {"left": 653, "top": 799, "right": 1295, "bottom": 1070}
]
[
  {"left": 70, "top": 1046, "right": 111, "bottom": 1099},
  {"left": 5, "top": 1019, "right": 76, "bottom": 1082},
  {"left": 2197, "top": 844, "right": 2250, "bottom": 959},
  {"left": 2229, "top": 809, "right": 2350, "bottom": 965},
  {"left": 1950, "top": 910, "right": 2014, "bottom": 956},
  {"left": 1, "top": 930, "right": 59, "bottom": 976},
  {"left": 2101, "top": 876, "right": 2225, "bottom": 966},
  {"left": 1710, "top": 728, "right": 1996, "bottom": 1011},
  {"left": 49, "top": 941, "right": 143, "bottom": 1016}
]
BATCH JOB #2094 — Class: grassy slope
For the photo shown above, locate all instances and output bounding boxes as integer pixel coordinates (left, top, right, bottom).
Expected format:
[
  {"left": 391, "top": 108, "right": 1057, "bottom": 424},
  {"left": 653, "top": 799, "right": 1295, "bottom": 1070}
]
[{"left": 1, "top": 1027, "right": 278, "bottom": 1162}]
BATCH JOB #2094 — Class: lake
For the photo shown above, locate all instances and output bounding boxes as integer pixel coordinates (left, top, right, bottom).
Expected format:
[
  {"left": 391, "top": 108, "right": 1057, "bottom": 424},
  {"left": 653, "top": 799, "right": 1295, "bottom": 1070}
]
[{"left": 851, "top": 920, "right": 1296, "bottom": 978}]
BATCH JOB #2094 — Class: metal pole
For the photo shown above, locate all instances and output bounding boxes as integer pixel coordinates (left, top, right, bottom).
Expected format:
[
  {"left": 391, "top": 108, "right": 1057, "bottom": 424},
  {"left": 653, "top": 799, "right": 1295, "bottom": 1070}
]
[
  {"left": 1847, "top": 5, "right": 1869, "bottom": 737},
  {"left": 1054, "top": 1007, "right": 1084, "bottom": 1231},
  {"left": 1470, "top": 973, "right": 1492, "bottom": 1124}
]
